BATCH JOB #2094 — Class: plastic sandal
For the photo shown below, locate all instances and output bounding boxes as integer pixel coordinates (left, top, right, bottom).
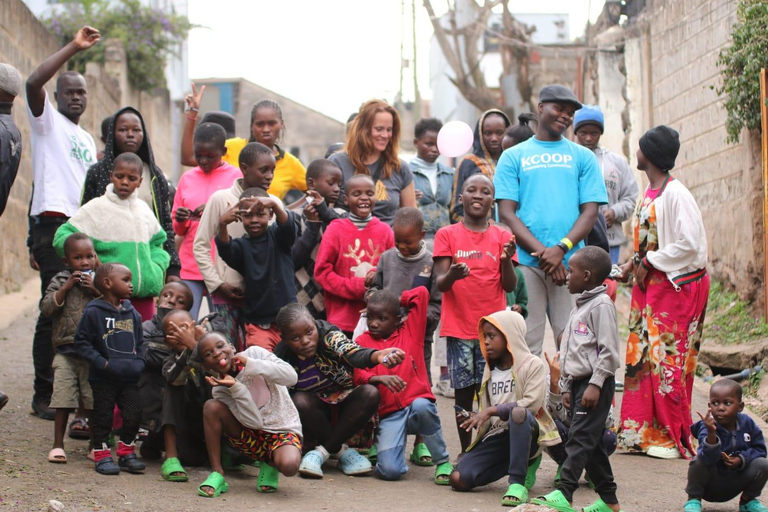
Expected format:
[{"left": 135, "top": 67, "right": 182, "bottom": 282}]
[
  {"left": 256, "top": 463, "right": 279, "bottom": 493},
  {"left": 299, "top": 450, "right": 325, "bottom": 479},
  {"left": 198, "top": 471, "right": 229, "bottom": 498},
  {"left": 582, "top": 498, "right": 625, "bottom": 512},
  {"left": 525, "top": 453, "right": 542, "bottom": 490},
  {"left": 554, "top": 464, "right": 562, "bottom": 486},
  {"left": 67, "top": 417, "right": 90, "bottom": 440},
  {"left": 530, "top": 490, "right": 577, "bottom": 512},
  {"left": 338, "top": 446, "right": 373, "bottom": 476},
  {"left": 502, "top": 483, "right": 529, "bottom": 507},
  {"left": 434, "top": 461, "right": 453, "bottom": 485},
  {"left": 48, "top": 448, "right": 67, "bottom": 463},
  {"left": 161, "top": 457, "right": 188, "bottom": 482},
  {"left": 740, "top": 500, "right": 768, "bottom": 512},
  {"left": 410, "top": 442, "right": 434, "bottom": 467},
  {"left": 683, "top": 500, "right": 702, "bottom": 512},
  {"left": 368, "top": 444, "right": 378, "bottom": 464}
]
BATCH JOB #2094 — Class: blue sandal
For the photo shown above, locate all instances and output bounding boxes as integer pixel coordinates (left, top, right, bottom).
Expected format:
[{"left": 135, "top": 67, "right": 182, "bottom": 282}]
[
  {"left": 338, "top": 447, "right": 373, "bottom": 476},
  {"left": 299, "top": 450, "right": 325, "bottom": 479}
]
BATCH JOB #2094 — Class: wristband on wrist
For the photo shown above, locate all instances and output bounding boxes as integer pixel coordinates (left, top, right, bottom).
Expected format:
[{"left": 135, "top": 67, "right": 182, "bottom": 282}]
[
  {"left": 560, "top": 237, "right": 574, "bottom": 251},
  {"left": 641, "top": 256, "right": 652, "bottom": 270},
  {"left": 556, "top": 242, "right": 569, "bottom": 254},
  {"left": 186, "top": 107, "right": 199, "bottom": 113}
]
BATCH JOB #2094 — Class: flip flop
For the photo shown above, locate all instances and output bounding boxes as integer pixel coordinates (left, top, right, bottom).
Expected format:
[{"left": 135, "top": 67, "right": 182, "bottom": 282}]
[
  {"left": 530, "top": 490, "right": 577, "bottom": 512},
  {"left": 161, "top": 457, "right": 188, "bottom": 482},
  {"left": 198, "top": 471, "right": 228, "bottom": 498},
  {"left": 502, "top": 483, "right": 529, "bottom": 507},
  {"left": 48, "top": 448, "right": 67, "bottom": 463},
  {"left": 409, "top": 442, "right": 434, "bottom": 466},
  {"left": 256, "top": 463, "right": 279, "bottom": 493},
  {"left": 582, "top": 498, "right": 625, "bottom": 512},
  {"left": 67, "top": 417, "right": 90, "bottom": 440},
  {"left": 434, "top": 461, "right": 453, "bottom": 485}
]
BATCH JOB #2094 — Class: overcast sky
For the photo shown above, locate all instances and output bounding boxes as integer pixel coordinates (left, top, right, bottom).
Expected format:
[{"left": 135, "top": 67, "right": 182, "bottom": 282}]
[{"left": 187, "top": 0, "right": 606, "bottom": 122}]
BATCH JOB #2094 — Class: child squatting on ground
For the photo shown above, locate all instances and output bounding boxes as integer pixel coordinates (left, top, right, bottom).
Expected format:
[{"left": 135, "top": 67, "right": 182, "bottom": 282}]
[
  {"left": 685, "top": 379, "right": 768, "bottom": 512},
  {"left": 531, "top": 246, "right": 622, "bottom": 512}
]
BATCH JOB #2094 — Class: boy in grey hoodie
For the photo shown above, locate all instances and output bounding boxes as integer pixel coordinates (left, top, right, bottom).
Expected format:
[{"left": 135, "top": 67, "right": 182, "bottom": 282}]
[{"left": 532, "top": 246, "right": 622, "bottom": 512}]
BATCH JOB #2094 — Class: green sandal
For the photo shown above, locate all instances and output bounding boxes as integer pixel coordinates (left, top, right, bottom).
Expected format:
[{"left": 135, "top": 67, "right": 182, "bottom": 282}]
[
  {"left": 582, "top": 498, "right": 624, "bottom": 512},
  {"left": 368, "top": 444, "right": 378, "bottom": 464},
  {"left": 530, "top": 490, "right": 577, "bottom": 512},
  {"left": 256, "top": 463, "right": 279, "bottom": 493},
  {"left": 525, "top": 453, "right": 542, "bottom": 490},
  {"left": 502, "top": 483, "right": 529, "bottom": 507},
  {"left": 161, "top": 457, "right": 188, "bottom": 482},
  {"left": 434, "top": 461, "right": 453, "bottom": 485},
  {"left": 198, "top": 471, "right": 228, "bottom": 498},
  {"left": 409, "top": 442, "right": 434, "bottom": 467}
]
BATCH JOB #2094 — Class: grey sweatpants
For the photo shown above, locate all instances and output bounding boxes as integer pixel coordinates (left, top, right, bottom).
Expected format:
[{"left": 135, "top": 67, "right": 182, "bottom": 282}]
[
  {"left": 520, "top": 265, "right": 575, "bottom": 356},
  {"left": 686, "top": 456, "right": 768, "bottom": 503}
]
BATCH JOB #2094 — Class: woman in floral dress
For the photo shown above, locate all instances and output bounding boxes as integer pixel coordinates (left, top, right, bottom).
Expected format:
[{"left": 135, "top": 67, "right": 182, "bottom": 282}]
[{"left": 617, "top": 125, "right": 709, "bottom": 460}]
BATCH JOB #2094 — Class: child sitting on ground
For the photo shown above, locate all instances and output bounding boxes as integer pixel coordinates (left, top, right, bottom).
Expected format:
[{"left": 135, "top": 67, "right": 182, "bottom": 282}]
[
  {"left": 449, "top": 310, "right": 560, "bottom": 507},
  {"left": 291, "top": 158, "right": 343, "bottom": 319},
  {"left": 354, "top": 287, "right": 453, "bottom": 484},
  {"left": 74, "top": 263, "right": 146, "bottom": 476},
  {"left": 315, "top": 174, "right": 394, "bottom": 337},
  {"left": 196, "top": 332, "right": 302, "bottom": 497},
  {"left": 532, "top": 246, "right": 622, "bottom": 512},
  {"left": 54, "top": 152, "right": 170, "bottom": 321},
  {"left": 42, "top": 233, "right": 100, "bottom": 464},
  {"left": 273, "top": 303, "right": 405, "bottom": 479},
  {"left": 685, "top": 379, "right": 768, "bottom": 512},
  {"left": 215, "top": 188, "right": 296, "bottom": 350},
  {"left": 137, "top": 282, "right": 194, "bottom": 460}
]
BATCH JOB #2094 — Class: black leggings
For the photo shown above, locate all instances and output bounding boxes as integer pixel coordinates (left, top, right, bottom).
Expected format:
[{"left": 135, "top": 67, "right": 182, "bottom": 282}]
[
  {"left": 90, "top": 380, "right": 141, "bottom": 447},
  {"left": 292, "top": 385, "right": 380, "bottom": 454}
]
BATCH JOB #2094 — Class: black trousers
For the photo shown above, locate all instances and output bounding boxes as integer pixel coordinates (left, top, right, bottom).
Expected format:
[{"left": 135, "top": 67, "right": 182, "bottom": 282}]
[
  {"left": 31, "top": 217, "right": 67, "bottom": 403},
  {"left": 686, "top": 456, "right": 768, "bottom": 503},
  {"left": 558, "top": 377, "right": 617, "bottom": 504},
  {"left": 90, "top": 380, "right": 141, "bottom": 447}
]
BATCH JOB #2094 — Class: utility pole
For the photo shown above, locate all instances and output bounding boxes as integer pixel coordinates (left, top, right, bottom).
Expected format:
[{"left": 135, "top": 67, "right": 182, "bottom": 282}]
[{"left": 412, "top": 0, "right": 421, "bottom": 116}]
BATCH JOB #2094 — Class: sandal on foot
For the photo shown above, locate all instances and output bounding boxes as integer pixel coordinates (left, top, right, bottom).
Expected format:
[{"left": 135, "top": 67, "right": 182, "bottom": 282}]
[
  {"left": 502, "top": 483, "right": 528, "bottom": 507},
  {"left": 740, "top": 500, "right": 768, "bottom": 512},
  {"left": 434, "top": 461, "right": 453, "bottom": 485},
  {"left": 48, "top": 448, "right": 67, "bottom": 463},
  {"left": 684, "top": 499, "right": 702, "bottom": 512},
  {"left": 530, "top": 490, "right": 577, "bottom": 512},
  {"left": 299, "top": 450, "right": 325, "bottom": 479},
  {"left": 525, "top": 453, "right": 542, "bottom": 490},
  {"left": 256, "top": 463, "right": 279, "bottom": 493},
  {"left": 368, "top": 444, "right": 377, "bottom": 464},
  {"left": 67, "top": 417, "right": 90, "bottom": 440},
  {"left": 582, "top": 498, "right": 624, "bottom": 512},
  {"left": 198, "top": 471, "right": 228, "bottom": 498},
  {"left": 338, "top": 446, "right": 373, "bottom": 476},
  {"left": 410, "top": 442, "right": 434, "bottom": 466},
  {"left": 161, "top": 457, "right": 188, "bottom": 482}
]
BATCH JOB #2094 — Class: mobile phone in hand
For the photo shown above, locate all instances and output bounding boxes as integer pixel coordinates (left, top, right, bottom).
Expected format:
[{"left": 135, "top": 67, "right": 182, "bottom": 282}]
[{"left": 453, "top": 405, "right": 471, "bottom": 418}]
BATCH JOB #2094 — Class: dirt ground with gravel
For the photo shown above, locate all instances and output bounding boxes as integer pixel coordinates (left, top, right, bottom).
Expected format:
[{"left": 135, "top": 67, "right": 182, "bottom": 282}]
[{"left": 0, "top": 288, "right": 757, "bottom": 511}]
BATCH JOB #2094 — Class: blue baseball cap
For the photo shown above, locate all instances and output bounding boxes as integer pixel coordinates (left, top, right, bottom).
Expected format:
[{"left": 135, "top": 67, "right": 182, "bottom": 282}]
[{"left": 574, "top": 105, "right": 604, "bottom": 133}]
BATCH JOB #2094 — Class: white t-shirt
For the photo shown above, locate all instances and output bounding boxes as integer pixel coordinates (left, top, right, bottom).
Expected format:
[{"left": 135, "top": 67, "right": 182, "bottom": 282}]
[
  {"left": 486, "top": 365, "right": 515, "bottom": 437},
  {"left": 28, "top": 92, "right": 96, "bottom": 217}
]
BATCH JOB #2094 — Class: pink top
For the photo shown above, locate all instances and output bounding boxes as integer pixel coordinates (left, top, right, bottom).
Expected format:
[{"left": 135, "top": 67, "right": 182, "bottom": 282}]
[{"left": 172, "top": 162, "right": 242, "bottom": 280}]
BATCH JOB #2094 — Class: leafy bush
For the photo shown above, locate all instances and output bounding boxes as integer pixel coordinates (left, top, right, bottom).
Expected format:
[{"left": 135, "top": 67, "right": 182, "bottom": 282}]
[
  {"left": 44, "top": 0, "right": 192, "bottom": 91},
  {"left": 716, "top": 0, "right": 768, "bottom": 144},
  {"left": 705, "top": 280, "right": 768, "bottom": 345}
]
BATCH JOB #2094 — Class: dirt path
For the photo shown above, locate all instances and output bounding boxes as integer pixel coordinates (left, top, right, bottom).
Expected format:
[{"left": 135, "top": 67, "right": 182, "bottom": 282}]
[{"left": 0, "top": 295, "right": 753, "bottom": 511}]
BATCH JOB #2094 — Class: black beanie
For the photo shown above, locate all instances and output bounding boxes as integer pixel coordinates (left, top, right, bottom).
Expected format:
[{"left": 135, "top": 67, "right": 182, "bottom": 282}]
[{"left": 639, "top": 125, "right": 680, "bottom": 171}]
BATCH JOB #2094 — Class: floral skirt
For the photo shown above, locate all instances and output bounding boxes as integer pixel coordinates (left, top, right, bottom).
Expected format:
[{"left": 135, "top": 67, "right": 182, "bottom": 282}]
[{"left": 618, "top": 269, "right": 709, "bottom": 458}]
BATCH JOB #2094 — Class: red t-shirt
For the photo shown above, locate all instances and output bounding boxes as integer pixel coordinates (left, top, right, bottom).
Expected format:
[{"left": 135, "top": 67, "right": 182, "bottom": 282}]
[{"left": 433, "top": 222, "right": 513, "bottom": 339}]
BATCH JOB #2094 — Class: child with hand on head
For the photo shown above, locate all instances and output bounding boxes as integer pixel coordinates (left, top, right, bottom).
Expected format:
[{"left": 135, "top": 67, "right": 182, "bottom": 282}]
[
  {"left": 450, "top": 310, "right": 560, "bottom": 507},
  {"left": 54, "top": 152, "right": 170, "bottom": 321},
  {"left": 273, "top": 303, "right": 405, "bottom": 479},
  {"left": 315, "top": 174, "right": 394, "bottom": 336},
  {"left": 172, "top": 123, "right": 242, "bottom": 320},
  {"left": 215, "top": 187, "right": 297, "bottom": 351},
  {"left": 196, "top": 332, "right": 303, "bottom": 497},
  {"left": 354, "top": 287, "right": 453, "bottom": 484},
  {"left": 685, "top": 379, "right": 768, "bottom": 512},
  {"left": 291, "top": 159, "right": 344, "bottom": 319},
  {"left": 41, "top": 233, "right": 100, "bottom": 464},
  {"left": 532, "top": 246, "right": 622, "bottom": 512},
  {"left": 74, "top": 263, "right": 146, "bottom": 476},
  {"left": 193, "top": 142, "right": 281, "bottom": 349},
  {"left": 433, "top": 173, "right": 517, "bottom": 455}
]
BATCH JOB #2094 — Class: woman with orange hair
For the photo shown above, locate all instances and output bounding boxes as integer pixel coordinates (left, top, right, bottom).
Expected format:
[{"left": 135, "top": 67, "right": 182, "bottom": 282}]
[{"left": 329, "top": 100, "right": 416, "bottom": 225}]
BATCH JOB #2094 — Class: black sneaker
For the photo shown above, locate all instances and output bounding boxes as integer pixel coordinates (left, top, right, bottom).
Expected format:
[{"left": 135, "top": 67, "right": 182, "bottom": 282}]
[
  {"left": 119, "top": 454, "right": 146, "bottom": 473},
  {"left": 30, "top": 398, "right": 55, "bottom": 420},
  {"left": 96, "top": 457, "right": 121, "bottom": 476}
]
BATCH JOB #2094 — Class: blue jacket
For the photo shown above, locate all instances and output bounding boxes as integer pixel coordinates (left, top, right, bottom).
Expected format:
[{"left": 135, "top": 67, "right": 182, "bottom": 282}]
[
  {"left": 410, "top": 159, "right": 454, "bottom": 236},
  {"left": 74, "top": 299, "right": 145, "bottom": 384},
  {"left": 691, "top": 413, "right": 767, "bottom": 472}
]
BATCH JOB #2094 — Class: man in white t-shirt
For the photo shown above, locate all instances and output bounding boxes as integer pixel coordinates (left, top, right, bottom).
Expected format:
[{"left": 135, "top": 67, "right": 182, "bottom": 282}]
[{"left": 26, "top": 26, "right": 101, "bottom": 420}]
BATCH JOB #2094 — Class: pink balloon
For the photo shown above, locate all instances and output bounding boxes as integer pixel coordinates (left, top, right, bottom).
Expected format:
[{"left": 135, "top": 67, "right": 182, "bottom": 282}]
[{"left": 437, "top": 121, "right": 474, "bottom": 158}]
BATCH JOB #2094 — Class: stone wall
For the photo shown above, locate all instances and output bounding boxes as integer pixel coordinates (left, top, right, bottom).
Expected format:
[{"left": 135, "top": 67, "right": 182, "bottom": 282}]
[{"left": 0, "top": 0, "right": 175, "bottom": 294}]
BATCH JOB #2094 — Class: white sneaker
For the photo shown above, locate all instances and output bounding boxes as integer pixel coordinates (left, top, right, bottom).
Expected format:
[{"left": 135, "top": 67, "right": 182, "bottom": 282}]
[
  {"left": 433, "top": 379, "right": 455, "bottom": 398},
  {"left": 646, "top": 446, "right": 682, "bottom": 459}
]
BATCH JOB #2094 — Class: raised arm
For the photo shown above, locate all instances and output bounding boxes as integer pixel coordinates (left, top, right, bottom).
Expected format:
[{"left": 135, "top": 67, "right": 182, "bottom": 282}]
[{"left": 179, "top": 83, "right": 205, "bottom": 167}]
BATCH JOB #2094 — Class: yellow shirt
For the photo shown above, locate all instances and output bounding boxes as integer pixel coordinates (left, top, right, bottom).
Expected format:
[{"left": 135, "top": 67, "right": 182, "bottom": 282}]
[{"left": 222, "top": 138, "right": 306, "bottom": 200}]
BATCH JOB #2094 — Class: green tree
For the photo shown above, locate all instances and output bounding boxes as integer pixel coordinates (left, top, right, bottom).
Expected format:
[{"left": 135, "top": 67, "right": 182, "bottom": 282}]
[
  {"left": 44, "top": 0, "right": 192, "bottom": 92},
  {"left": 716, "top": 0, "right": 768, "bottom": 144}
]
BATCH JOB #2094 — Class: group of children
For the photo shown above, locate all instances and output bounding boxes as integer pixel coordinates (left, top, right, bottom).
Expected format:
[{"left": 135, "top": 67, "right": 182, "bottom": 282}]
[{"left": 37, "top": 109, "right": 768, "bottom": 512}]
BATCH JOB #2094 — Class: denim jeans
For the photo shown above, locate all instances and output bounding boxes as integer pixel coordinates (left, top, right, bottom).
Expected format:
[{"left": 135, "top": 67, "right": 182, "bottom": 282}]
[{"left": 375, "top": 398, "right": 450, "bottom": 480}]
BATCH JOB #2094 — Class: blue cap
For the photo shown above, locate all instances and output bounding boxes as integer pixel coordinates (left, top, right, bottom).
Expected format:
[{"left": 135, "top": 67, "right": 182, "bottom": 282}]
[{"left": 573, "top": 105, "right": 604, "bottom": 133}]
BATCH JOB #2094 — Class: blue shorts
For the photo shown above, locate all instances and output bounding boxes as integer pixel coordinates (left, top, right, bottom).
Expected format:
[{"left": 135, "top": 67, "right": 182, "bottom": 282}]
[{"left": 446, "top": 337, "right": 485, "bottom": 390}]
